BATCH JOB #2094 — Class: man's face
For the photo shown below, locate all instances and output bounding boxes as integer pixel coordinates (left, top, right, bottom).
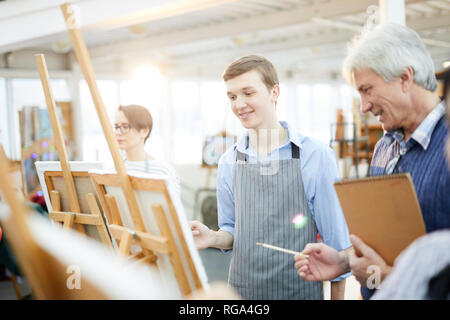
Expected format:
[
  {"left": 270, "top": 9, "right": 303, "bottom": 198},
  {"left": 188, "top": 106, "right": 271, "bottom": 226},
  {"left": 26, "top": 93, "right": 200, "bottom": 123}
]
[
  {"left": 353, "top": 69, "right": 409, "bottom": 132},
  {"left": 225, "top": 69, "right": 279, "bottom": 130}
]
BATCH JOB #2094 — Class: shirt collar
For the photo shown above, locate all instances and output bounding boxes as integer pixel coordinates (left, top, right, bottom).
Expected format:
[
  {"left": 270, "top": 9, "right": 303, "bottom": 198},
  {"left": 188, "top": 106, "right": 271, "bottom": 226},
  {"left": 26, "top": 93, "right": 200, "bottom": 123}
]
[
  {"left": 235, "top": 121, "right": 303, "bottom": 154},
  {"left": 410, "top": 101, "right": 445, "bottom": 150},
  {"left": 383, "top": 101, "right": 445, "bottom": 150}
]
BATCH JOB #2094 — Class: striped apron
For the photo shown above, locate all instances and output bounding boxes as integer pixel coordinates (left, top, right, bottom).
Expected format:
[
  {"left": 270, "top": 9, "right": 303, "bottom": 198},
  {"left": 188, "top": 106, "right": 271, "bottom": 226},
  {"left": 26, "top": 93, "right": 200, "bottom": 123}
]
[{"left": 228, "top": 142, "right": 323, "bottom": 300}]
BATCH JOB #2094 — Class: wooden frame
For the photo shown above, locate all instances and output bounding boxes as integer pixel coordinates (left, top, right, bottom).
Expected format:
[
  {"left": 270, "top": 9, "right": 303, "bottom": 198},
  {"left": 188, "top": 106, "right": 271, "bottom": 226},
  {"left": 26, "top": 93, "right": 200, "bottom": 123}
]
[
  {"left": 0, "top": 145, "right": 109, "bottom": 299},
  {"left": 35, "top": 163, "right": 113, "bottom": 249},
  {"left": 90, "top": 172, "right": 207, "bottom": 297},
  {"left": 1, "top": 147, "right": 177, "bottom": 299}
]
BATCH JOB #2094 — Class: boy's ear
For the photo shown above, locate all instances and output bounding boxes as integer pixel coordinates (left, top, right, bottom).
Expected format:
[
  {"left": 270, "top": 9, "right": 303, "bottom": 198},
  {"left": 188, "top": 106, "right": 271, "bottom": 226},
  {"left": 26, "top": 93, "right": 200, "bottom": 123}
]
[{"left": 272, "top": 84, "right": 280, "bottom": 104}]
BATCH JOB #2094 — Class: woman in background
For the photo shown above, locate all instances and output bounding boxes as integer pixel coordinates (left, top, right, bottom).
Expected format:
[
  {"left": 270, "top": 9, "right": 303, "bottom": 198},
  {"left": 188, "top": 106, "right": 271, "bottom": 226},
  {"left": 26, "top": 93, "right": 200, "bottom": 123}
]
[{"left": 114, "top": 104, "right": 180, "bottom": 193}]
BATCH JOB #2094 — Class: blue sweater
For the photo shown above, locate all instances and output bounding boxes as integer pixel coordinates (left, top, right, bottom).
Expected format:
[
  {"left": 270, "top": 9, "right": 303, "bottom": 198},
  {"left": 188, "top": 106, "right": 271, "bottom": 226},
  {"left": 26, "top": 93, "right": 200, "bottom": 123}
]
[
  {"left": 371, "top": 115, "right": 450, "bottom": 232},
  {"left": 362, "top": 114, "right": 450, "bottom": 300}
]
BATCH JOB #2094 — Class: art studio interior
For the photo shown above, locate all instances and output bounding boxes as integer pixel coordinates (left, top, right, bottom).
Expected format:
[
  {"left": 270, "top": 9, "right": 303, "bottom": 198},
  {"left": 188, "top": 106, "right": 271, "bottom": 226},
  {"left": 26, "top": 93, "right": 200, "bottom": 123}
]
[{"left": 0, "top": 0, "right": 449, "bottom": 301}]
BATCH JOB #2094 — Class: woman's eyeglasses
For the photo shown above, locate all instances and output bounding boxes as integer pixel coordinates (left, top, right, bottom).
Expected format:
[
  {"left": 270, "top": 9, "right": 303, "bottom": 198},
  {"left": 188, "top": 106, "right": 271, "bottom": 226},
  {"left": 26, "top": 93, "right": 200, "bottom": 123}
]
[{"left": 114, "top": 123, "right": 132, "bottom": 134}]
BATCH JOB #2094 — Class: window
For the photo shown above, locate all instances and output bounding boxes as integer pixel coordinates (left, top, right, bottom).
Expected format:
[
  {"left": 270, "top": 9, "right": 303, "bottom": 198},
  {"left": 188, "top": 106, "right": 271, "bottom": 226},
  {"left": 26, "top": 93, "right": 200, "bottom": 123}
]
[
  {"left": 172, "top": 81, "right": 202, "bottom": 164},
  {"left": 120, "top": 79, "right": 165, "bottom": 160},
  {"left": 11, "top": 78, "right": 70, "bottom": 159},
  {"left": 200, "top": 81, "right": 243, "bottom": 137},
  {"left": 296, "top": 84, "right": 313, "bottom": 137},
  {"left": 79, "top": 80, "right": 119, "bottom": 165},
  {"left": 292, "top": 83, "right": 357, "bottom": 144},
  {"left": 276, "top": 83, "right": 293, "bottom": 124}
]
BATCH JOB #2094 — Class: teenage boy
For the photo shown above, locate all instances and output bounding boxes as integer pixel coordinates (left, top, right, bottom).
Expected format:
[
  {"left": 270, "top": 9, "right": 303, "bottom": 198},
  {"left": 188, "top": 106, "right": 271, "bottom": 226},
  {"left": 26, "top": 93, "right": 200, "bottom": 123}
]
[{"left": 189, "top": 55, "right": 350, "bottom": 300}]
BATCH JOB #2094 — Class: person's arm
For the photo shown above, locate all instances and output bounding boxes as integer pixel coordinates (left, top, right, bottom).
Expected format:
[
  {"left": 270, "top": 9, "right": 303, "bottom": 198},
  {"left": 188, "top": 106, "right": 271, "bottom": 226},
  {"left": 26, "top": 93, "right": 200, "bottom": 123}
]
[
  {"left": 212, "top": 230, "right": 233, "bottom": 250},
  {"left": 310, "top": 146, "right": 352, "bottom": 281},
  {"left": 330, "top": 246, "right": 355, "bottom": 300},
  {"left": 190, "top": 150, "right": 236, "bottom": 251},
  {"left": 338, "top": 246, "right": 353, "bottom": 274},
  {"left": 215, "top": 152, "right": 236, "bottom": 251},
  {"left": 331, "top": 280, "right": 346, "bottom": 300},
  {"left": 189, "top": 221, "right": 233, "bottom": 250},
  {"left": 348, "top": 234, "right": 392, "bottom": 287},
  {"left": 294, "top": 243, "right": 351, "bottom": 281}
]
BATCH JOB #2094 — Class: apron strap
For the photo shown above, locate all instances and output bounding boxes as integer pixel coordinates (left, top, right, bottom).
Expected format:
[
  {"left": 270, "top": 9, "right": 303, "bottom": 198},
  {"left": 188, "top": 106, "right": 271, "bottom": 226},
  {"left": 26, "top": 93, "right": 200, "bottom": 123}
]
[
  {"left": 236, "top": 140, "right": 300, "bottom": 162},
  {"left": 291, "top": 143, "right": 300, "bottom": 159},
  {"left": 236, "top": 149, "right": 246, "bottom": 162}
]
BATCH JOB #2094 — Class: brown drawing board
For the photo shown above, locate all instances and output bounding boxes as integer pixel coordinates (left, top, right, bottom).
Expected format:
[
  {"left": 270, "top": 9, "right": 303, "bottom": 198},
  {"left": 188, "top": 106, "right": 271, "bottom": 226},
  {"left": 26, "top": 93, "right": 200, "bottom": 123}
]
[{"left": 334, "top": 173, "right": 426, "bottom": 265}]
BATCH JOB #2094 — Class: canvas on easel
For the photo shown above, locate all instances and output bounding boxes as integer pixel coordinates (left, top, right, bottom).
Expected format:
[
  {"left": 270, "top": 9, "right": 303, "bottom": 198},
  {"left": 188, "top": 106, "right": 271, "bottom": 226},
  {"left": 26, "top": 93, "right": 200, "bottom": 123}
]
[
  {"left": 90, "top": 168, "right": 209, "bottom": 298},
  {"left": 35, "top": 161, "right": 113, "bottom": 248},
  {"left": 334, "top": 173, "right": 426, "bottom": 265}
]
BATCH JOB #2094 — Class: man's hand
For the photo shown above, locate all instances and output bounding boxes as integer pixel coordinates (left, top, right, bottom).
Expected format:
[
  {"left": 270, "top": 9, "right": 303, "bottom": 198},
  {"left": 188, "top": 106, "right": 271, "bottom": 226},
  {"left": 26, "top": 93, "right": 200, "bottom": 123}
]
[
  {"left": 294, "top": 243, "right": 348, "bottom": 281},
  {"left": 348, "top": 234, "right": 392, "bottom": 287},
  {"left": 188, "top": 220, "right": 216, "bottom": 250}
]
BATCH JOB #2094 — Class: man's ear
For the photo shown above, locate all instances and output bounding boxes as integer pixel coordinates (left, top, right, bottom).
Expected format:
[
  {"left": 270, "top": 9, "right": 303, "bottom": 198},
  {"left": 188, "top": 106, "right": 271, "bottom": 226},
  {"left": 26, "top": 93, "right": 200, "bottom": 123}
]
[{"left": 400, "top": 66, "right": 414, "bottom": 92}]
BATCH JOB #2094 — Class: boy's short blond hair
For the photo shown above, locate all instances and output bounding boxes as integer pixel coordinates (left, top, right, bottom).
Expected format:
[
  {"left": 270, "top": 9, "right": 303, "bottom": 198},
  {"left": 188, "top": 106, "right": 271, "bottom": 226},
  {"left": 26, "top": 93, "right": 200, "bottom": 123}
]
[{"left": 222, "top": 55, "right": 279, "bottom": 91}]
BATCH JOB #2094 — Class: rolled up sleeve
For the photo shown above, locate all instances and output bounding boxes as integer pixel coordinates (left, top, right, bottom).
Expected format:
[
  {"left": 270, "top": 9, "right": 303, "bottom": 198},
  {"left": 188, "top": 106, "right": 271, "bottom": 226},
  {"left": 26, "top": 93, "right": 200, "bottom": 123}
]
[{"left": 217, "top": 152, "right": 236, "bottom": 253}]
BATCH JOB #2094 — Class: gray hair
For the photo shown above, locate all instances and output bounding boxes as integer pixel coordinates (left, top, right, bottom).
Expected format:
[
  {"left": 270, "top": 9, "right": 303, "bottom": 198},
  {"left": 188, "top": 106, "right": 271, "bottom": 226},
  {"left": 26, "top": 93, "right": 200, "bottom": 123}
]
[{"left": 342, "top": 23, "right": 437, "bottom": 91}]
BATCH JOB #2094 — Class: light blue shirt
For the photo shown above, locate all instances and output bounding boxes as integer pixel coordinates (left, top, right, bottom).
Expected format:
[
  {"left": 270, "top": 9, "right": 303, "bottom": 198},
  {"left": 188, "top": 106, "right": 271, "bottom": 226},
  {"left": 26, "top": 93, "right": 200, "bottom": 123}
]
[{"left": 217, "top": 121, "right": 351, "bottom": 281}]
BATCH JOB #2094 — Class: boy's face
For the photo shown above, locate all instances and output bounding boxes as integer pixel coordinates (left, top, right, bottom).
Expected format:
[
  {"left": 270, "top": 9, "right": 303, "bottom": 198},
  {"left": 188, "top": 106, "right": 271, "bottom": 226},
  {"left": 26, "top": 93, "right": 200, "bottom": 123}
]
[{"left": 225, "top": 69, "right": 279, "bottom": 130}]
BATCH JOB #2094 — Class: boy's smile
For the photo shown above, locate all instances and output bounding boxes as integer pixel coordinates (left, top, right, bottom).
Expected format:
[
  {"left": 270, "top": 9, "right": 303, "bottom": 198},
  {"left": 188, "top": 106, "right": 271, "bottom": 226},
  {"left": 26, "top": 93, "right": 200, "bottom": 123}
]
[{"left": 225, "top": 69, "right": 279, "bottom": 130}]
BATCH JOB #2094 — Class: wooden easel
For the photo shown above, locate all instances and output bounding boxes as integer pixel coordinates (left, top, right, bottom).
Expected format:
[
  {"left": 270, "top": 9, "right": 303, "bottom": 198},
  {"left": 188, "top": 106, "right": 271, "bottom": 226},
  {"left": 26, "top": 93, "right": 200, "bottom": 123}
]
[
  {"left": 0, "top": 145, "right": 108, "bottom": 299},
  {"left": 60, "top": 3, "right": 205, "bottom": 296},
  {"left": 35, "top": 54, "right": 113, "bottom": 249},
  {"left": 0, "top": 158, "right": 24, "bottom": 299},
  {"left": 90, "top": 173, "right": 204, "bottom": 296}
]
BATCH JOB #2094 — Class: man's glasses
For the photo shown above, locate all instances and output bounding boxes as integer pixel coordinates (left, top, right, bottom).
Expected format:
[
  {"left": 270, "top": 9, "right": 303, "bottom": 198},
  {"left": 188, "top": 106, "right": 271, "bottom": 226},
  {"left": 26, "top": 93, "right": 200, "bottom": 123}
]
[{"left": 114, "top": 123, "right": 132, "bottom": 134}]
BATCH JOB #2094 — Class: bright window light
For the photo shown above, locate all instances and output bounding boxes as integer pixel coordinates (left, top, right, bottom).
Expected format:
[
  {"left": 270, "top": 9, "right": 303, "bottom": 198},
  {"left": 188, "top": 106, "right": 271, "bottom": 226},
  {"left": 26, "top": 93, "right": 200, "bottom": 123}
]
[{"left": 132, "top": 65, "right": 163, "bottom": 86}]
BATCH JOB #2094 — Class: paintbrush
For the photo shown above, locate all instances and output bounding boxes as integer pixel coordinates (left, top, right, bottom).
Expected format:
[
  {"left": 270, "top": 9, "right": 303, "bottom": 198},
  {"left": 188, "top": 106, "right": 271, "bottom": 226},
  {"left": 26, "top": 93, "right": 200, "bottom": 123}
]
[{"left": 256, "top": 242, "right": 309, "bottom": 258}]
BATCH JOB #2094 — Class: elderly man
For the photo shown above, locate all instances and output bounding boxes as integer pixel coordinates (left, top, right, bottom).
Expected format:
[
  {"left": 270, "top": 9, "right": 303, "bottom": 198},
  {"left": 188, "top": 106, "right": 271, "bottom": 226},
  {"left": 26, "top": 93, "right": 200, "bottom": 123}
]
[{"left": 294, "top": 22, "right": 450, "bottom": 300}]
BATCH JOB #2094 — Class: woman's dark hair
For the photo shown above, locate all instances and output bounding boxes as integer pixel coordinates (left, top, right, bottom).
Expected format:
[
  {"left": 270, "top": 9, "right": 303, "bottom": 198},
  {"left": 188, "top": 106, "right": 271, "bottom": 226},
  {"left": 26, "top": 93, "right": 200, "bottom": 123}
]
[{"left": 118, "top": 105, "right": 153, "bottom": 142}]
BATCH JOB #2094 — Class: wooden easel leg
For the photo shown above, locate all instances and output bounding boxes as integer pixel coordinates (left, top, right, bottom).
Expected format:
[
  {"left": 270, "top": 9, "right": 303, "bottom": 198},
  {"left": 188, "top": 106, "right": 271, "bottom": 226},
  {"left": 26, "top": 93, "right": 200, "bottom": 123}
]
[
  {"left": 105, "top": 194, "right": 123, "bottom": 226},
  {"left": 49, "top": 188, "right": 86, "bottom": 235},
  {"left": 152, "top": 204, "right": 191, "bottom": 296},
  {"left": 73, "top": 222, "right": 87, "bottom": 235},
  {"left": 49, "top": 191, "right": 64, "bottom": 227},
  {"left": 118, "top": 231, "right": 133, "bottom": 257},
  {"left": 11, "top": 275, "right": 22, "bottom": 300},
  {"left": 50, "top": 190, "right": 61, "bottom": 213},
  {"left": 63, "top": 213, "right": 75, "bottom": 230},
  {"left": 85, "top": 193, "right": 113, "bottom": 249}
]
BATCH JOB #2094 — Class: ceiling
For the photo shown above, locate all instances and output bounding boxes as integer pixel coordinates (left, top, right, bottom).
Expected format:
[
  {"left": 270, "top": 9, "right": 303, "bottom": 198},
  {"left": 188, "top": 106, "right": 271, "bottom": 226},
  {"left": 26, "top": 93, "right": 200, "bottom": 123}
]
[{"left": 1, "top": 0, "right": 449, "bottom": 80}]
